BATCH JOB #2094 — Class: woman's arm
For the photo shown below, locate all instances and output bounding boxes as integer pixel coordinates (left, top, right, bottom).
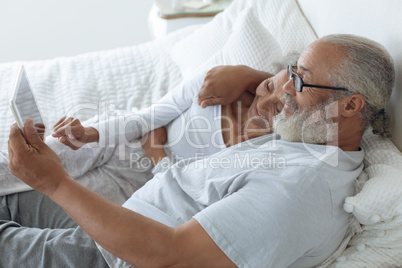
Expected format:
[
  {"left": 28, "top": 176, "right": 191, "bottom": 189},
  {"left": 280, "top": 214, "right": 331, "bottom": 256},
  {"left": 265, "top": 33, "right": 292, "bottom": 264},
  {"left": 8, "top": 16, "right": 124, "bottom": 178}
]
[
  {"left": 198, "top": 65, "right": 272, "bottom": 108},
  {"left": 51, "top": 116, "right": 99, "bottom": 150},
  {"left": 92, "top": 71, "right": 208, "bottom": 148},
  {"left": 52, "top": 71, "right": 208, "bottom": 149}
]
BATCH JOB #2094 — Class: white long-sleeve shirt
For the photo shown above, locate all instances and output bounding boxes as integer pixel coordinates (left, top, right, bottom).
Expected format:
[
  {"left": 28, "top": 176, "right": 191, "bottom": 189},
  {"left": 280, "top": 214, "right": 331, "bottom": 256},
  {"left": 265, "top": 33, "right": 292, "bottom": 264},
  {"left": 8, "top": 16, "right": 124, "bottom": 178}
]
[{"left": 92, "top": 70, "right": 225, "bottom": 160}]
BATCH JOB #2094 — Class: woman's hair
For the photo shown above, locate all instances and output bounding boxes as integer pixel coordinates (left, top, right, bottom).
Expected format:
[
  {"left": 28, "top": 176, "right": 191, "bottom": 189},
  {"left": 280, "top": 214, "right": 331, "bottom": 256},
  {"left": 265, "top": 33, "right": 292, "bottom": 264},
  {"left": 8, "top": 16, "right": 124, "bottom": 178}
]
[
  {"left": 273, "top": 51, "right": 300, "bottom": 71},
  {"left": 320, "top": 34, "right": 395, "bottom": 137}
]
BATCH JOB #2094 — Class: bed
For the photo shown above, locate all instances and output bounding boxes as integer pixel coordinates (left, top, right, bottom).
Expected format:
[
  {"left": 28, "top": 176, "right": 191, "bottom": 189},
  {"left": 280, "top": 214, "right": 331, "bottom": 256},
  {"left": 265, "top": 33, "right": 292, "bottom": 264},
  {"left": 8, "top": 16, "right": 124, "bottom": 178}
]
[{"left": 0, "top": 0, "right": 401, "bottom": 267}]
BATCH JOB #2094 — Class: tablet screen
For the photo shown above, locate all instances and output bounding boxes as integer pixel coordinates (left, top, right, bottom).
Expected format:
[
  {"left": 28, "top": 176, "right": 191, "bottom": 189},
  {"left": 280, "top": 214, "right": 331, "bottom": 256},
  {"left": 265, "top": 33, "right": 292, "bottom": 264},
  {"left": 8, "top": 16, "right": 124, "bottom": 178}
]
[{"left": 15, "top": 68, "right": 43, "bottom": 126}]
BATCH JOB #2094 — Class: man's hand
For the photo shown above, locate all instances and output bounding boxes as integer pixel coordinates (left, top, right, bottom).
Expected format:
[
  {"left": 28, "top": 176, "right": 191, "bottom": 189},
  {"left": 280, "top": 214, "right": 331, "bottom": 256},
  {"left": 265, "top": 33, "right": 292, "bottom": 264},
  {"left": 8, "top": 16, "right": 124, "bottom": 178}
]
[
  {"left": 52, "top": 116, "right": 99, "bottom": 150},
  {"left": 8, "top": 119, "right": 70, "bottom": 197},
  {"left": 141, "top": 127, "right": 168, "bottom": 166},
  {"left": 198, "top": 65, "right": 272, "bottom": 108},
  {"left": 34, "top": 122, "right": 46, "bottom": 141}
]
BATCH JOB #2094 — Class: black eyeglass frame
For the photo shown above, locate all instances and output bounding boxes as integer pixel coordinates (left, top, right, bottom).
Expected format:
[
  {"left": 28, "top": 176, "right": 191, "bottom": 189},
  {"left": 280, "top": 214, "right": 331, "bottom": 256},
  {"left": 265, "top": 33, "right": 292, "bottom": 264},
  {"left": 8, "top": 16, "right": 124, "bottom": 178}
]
[{"left": 287, "top": 65, "right": 350, "bottom": 92}]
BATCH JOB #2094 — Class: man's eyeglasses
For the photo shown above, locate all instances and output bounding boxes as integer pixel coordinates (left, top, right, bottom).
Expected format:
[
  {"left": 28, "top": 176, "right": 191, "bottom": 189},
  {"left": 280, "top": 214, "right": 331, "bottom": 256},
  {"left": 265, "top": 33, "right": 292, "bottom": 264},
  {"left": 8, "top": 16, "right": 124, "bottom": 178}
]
[{"left": 287, "top": 65, "right": 349, "bottom": 92}]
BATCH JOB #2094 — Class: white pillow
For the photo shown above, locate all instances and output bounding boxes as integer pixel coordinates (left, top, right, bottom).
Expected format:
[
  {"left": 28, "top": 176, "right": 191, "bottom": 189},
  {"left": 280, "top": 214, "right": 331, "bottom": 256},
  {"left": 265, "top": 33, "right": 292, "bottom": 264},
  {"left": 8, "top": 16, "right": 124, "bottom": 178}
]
[
  {"left": 324, "top": 132, "right": 402, "bottom": 267},
  {"left": 170, "top": 0, "right": 317, "bottom": 78},
  {"left": 170, "top": 2, "right": 238, "bottom": 78},
  {"left": 194, "top": 7, "right": 284, "bottom": 75}
]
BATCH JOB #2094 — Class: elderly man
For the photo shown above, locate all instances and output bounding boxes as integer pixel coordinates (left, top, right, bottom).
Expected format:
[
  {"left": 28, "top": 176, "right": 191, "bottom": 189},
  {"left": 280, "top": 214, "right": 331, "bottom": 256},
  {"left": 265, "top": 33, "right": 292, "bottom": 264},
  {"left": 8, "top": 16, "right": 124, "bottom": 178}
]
[{"left": 2, "top": 34, "right": 394, "bottom": 267}]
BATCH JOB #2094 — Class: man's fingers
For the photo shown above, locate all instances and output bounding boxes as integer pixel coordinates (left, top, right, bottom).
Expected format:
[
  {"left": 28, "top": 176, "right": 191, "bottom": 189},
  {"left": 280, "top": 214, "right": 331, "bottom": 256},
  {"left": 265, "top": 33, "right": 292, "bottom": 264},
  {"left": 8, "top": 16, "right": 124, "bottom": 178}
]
[
  {"left": 35, "top": 127, "right": 46, "bottom": 132},
  {"left": 8, "top": 138, "right": 14, "bottom": 160},
  {"left": 197, "top": 91, "right": 214, "bottom": 106},
  {"left": 24, "top": 118, "right": 46, "bottom": 149},
  {"left": 197, "top": 93, "right": 204, "bottom": 106},
  {"left": 34, "top": 123, "right": 45, "bottom": 129},
  {"left": 7, "top": 139, "right": 17, "bottom": 172},
  {"left": 9, "top": 123, "right": 29, "bottom": 154},
  {"left": 200, "top": 98, "right": 224, "bottom": 108},
  {"left": 35, "top": 124, "right": 46, "bottom": 135}
]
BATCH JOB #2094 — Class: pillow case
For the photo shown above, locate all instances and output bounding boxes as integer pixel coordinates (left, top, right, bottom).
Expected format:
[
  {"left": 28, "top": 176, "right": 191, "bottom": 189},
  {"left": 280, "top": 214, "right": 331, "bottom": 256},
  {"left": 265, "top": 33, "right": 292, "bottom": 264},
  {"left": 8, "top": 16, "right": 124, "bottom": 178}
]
[
  {"left": 193, "top": 7, "right": 284, "bottom": 75},
  {"left": 324, "top": 132, "right": 402, "bottom": 267},
  {"left": 170, "top": 2, "right": 237, "bottom": 78},
  {"left": 170, "top": 0, "right": 317, "bottom": 78}
]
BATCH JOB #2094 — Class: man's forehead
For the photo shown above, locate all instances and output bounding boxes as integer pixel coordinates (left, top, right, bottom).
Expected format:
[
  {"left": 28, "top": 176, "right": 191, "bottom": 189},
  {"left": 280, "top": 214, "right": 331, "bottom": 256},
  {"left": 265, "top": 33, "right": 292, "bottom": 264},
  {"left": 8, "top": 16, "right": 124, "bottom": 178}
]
[
  {"left": 296, "top": 64, "right": 312, "bottom": 76},
  {"left": 296, "top": 61, "right": 315, "bottom": 81},
  {"left": 298, "top": 45, "right": 318, "bottom": 68},
  {"left": 297, "top": 41, "right": 338, "bottom": 78}
]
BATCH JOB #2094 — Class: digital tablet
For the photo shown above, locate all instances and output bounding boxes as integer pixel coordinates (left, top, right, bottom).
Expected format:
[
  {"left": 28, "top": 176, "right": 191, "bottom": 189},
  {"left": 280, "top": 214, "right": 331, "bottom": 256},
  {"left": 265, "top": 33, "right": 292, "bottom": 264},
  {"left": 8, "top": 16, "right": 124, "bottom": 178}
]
[{"left": 10, "top": 65, "right": 45, "bottom": 135}]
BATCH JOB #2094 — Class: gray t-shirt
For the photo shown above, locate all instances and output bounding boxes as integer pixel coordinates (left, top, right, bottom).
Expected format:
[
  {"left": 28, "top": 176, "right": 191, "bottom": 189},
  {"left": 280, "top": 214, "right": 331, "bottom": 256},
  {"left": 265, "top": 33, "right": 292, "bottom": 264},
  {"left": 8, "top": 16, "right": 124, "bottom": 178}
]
[{"left": 98, "top": 134, "right": 364, "bottom": 267}]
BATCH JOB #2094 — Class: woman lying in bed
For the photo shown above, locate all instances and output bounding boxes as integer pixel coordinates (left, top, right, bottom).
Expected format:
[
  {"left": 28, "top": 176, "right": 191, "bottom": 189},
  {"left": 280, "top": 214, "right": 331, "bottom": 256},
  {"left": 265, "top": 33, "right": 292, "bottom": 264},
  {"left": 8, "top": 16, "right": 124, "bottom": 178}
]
[{"left": 1, "top": 65, "right": 288, "bottom": 202}]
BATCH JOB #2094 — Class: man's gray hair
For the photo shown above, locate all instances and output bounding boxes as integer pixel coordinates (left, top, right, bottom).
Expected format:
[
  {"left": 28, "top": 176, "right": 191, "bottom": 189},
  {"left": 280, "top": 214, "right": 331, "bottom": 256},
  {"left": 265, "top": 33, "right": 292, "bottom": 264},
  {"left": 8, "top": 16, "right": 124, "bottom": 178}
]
[{"left": 320, "top": 34, "right": 395, "bottom": 137}]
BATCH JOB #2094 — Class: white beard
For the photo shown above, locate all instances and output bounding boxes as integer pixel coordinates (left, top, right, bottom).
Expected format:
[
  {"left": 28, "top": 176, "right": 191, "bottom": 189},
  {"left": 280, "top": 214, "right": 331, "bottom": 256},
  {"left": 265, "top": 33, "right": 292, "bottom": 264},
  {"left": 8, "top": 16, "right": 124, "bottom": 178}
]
[{"left": 274, "top": 95, "right": 339, "bottom": 144}]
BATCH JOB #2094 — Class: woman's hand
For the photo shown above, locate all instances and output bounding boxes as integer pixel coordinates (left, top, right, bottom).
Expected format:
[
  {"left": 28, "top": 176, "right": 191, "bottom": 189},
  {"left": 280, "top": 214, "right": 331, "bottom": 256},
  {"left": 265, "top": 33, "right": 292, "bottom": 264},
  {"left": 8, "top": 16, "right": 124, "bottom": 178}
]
[
  {"left": 198, "top": 65, "right": 272, "bottom": 108},
  {"left": 52, "top": 116, "right": 99, "bottom": 150},
  {"left": 8, "top": 119, "right": 70, "bottom": 197},
  {"left": 141, "top": 127, "right": 168, "bottom": 166}
]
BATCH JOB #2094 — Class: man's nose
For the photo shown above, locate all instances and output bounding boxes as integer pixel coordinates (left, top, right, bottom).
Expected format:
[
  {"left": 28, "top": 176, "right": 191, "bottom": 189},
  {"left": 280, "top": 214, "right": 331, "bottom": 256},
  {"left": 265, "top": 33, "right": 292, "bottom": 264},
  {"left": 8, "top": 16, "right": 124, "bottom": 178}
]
[{"left": 283, "top": 79, "right": 297, "bottom": 96}]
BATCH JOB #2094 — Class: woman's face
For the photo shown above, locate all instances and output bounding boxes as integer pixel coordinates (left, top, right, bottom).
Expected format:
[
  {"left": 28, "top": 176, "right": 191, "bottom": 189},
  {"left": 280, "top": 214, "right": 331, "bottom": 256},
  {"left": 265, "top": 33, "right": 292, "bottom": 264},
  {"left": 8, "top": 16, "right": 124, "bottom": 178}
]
[{"left": 246, "top": 69, "right": 288, "bottom": 132}]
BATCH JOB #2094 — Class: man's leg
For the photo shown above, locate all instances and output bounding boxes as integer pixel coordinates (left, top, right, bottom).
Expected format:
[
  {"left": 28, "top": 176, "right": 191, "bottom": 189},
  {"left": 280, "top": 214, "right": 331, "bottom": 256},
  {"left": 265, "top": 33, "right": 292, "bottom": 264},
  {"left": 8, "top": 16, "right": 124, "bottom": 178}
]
[
  {"left": 0, "top": 190, "right": 76, "bottom": 229},
  {"left": 0, "top": 191, "right": 108, "bottom": 267},
  {"left": 0, "top": 222, "right": 108, "bottom": 268}
]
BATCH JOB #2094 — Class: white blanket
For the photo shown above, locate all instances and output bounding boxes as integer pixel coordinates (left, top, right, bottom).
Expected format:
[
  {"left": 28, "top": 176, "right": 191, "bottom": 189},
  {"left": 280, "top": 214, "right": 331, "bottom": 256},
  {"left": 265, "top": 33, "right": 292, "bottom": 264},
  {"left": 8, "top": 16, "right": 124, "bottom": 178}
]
[{"left": 0, "top": 26, "right": 197, "bottom": 151}]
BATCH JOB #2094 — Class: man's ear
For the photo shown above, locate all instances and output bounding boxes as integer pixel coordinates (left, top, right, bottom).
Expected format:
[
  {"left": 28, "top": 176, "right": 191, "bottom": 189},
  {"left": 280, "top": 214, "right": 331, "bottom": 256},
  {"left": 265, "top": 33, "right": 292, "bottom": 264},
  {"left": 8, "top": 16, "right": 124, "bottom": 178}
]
[{"left": 341, "top": 94, "right": 366, "bottom": 117}]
